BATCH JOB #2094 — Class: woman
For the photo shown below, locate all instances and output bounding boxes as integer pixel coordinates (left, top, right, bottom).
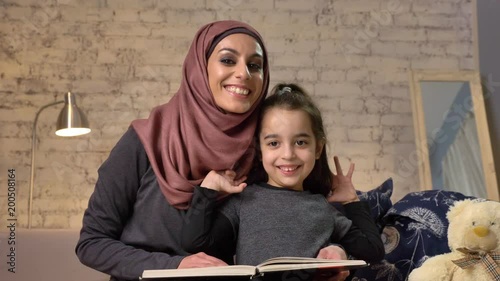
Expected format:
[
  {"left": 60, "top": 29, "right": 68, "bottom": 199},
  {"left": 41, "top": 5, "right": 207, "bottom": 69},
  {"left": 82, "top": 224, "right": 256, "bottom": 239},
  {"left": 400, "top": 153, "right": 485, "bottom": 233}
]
[{"left": 76, "top": 20, "right": 349, "bottom": 281}]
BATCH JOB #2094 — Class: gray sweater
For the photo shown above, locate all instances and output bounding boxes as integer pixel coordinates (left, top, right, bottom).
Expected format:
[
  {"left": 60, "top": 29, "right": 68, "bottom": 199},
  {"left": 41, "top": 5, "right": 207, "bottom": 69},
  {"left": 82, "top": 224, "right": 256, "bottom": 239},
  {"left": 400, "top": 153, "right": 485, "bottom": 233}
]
[
  {"left": 182, "top": 184, "right": 385, "bottom": 266},
  {"left": 223, "top": 184, "right": 352, "bottom": 265},
  {"left": 76, "top": 128, "right": 187, "bottom": 281}
]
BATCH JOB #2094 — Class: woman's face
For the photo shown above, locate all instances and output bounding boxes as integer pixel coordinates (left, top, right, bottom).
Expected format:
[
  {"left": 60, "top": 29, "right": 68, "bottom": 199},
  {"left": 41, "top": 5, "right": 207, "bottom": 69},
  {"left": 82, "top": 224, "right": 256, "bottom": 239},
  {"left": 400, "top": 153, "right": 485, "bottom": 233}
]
[{"left": 207, "top": 33, "right": 264, "bottom": 114}]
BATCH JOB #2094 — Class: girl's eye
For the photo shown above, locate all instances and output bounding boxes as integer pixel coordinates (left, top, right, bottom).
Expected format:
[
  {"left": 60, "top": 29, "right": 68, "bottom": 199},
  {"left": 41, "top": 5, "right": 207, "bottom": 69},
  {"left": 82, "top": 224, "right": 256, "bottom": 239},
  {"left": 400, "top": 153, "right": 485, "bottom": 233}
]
[
  {"left": 268, "top": 141, "right": 278, "bottom": 147},
  {"left": 296, "top": 140, "right": 307, "bottom": 146},
  {"left": 472, "top": 221, "right": 476, "bottom": 226}
]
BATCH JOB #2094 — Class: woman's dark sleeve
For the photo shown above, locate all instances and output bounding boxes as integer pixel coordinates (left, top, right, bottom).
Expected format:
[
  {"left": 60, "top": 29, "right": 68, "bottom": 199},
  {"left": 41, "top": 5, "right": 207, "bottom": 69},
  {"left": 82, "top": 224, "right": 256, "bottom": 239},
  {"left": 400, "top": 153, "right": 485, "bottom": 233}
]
[
  {"left": 338, "top": 201, "right": 385, "bottom": 263},
  {"left": 75, "top": 127, "right": 184, "bottom": 280},
  {"left": 181, "top": 186, "right": 236, "bottom": 260}
]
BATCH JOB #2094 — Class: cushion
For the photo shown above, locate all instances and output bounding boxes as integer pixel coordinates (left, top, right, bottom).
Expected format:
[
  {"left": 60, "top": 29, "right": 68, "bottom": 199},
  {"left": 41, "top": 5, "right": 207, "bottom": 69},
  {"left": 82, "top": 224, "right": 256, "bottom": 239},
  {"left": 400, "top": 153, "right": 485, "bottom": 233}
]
[
  {"left": 356, "top": 178, "right": 393, "bottom": 229},
  {"left": 334, "top": 178, "right": 393, "bottom": 232},
  {"left": 351, "top": 190, "right": 477, "bottom": 281}
]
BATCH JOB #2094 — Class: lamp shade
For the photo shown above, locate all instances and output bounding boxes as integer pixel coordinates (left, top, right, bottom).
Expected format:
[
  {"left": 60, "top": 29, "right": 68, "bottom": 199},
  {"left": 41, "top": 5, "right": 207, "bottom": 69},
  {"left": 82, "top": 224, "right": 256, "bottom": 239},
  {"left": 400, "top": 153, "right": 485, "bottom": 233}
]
[{"left": 55, "top": 92, "right": 91, "bottom": 137}]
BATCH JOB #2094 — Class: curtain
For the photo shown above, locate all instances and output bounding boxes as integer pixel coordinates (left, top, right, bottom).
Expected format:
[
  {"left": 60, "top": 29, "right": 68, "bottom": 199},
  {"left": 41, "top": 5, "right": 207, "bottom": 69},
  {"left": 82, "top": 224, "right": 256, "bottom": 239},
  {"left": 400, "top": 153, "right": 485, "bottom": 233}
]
[{"left": 441, "top": 112, "right": 486, "bottom": 198}]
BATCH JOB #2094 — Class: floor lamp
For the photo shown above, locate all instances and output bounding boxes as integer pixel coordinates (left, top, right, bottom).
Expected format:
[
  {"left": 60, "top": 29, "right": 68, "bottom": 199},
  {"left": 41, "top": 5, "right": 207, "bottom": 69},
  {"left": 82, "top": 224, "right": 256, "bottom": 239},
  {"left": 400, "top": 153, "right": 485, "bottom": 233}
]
[{"left": 29, "top": 92, "right": 91, "bottom": 229}]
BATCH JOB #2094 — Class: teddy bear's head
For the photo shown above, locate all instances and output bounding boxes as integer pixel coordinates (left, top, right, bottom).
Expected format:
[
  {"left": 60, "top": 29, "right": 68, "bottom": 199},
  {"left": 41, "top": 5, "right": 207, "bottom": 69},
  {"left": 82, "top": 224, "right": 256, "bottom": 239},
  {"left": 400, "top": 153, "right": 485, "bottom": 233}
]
[{"left": 446, "top": 199, "right": 499, "bottom": 253}]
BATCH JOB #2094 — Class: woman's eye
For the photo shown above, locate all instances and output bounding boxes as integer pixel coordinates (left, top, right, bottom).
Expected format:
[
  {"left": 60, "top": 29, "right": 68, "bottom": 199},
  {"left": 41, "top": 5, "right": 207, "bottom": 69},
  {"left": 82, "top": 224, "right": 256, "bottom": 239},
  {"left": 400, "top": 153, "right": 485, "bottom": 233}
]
[
  {"left": 220, "top": 58, "right": 235, "bottom": 65},
  {"left": 472, "top": 221, "right": 476, "bottom": 226},
  {"left": 248, "top": 63, "right": 262, "bottom": 71}
]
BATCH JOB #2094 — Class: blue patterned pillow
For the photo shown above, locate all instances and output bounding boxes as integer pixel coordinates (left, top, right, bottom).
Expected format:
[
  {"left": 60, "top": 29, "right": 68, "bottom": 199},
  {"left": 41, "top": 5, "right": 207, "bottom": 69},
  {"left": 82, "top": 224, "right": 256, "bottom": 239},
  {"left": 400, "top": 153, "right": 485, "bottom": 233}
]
[
  {"left": 351, "top": 190, "right": 476, "bottom": 281},
  {"left": 356, "top": 178, "right": 393, "bottom": 228},
  {"left": 333, "top": 178, "right": 393, "bottom": 232}
]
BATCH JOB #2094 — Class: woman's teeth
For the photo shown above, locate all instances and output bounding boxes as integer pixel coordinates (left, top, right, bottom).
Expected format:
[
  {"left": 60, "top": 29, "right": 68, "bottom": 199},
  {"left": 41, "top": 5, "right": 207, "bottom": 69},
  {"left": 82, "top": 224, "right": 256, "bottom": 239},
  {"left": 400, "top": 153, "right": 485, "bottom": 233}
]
[{"left": 226, "top": 86, "right": 249, "bottom": 96}]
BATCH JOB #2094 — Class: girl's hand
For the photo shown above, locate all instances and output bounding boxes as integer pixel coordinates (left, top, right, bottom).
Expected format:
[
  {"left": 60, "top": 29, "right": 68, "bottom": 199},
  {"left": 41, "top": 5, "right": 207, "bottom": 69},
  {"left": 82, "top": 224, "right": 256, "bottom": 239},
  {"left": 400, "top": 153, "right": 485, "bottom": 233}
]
[
  {"left": 201, "top": 170, "right": 247, "bottom": 194},
  {"left": 327, "top": 156, "right": 359, "bottom": 204},
  {"left": 314, "top": 245, "right": 350, "bottom": 281}
]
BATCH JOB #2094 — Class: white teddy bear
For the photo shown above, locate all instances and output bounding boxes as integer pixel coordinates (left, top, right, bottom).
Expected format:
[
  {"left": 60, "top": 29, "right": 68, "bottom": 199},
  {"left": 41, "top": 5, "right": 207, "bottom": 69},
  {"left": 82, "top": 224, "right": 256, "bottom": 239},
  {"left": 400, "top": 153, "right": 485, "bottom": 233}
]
[{"left": 408, "top": 199, "right": 499, "bottom": 281}]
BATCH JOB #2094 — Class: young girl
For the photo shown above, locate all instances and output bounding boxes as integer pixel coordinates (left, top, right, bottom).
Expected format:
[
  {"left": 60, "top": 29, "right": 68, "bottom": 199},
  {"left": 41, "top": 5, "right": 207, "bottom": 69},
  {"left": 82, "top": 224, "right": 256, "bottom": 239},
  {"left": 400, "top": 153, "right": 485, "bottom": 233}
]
[{"left": 181, "top": 84, "right": 384, "bottom": 270}]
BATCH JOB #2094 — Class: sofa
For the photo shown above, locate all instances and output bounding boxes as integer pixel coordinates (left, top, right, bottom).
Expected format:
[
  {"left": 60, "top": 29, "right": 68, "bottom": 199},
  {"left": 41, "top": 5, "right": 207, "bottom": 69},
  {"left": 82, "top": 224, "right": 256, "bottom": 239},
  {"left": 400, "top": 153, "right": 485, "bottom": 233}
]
[
  {"left": 0, "top": 183, "right": 474, "bottom": 281},
  {"left": 0, "top": 228, "right": 109, "bottom": 281},
  {"left": 340, "top": 178, "right": 476, "bottom": 281}
]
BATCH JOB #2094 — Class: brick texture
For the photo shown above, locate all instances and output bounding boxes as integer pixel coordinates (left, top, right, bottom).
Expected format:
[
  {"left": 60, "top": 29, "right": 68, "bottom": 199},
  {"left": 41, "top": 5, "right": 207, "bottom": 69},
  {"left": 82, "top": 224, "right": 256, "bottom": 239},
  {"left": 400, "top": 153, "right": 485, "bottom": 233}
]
[{"left": 0, "top": 0, "right": 474, "bottom": 228}]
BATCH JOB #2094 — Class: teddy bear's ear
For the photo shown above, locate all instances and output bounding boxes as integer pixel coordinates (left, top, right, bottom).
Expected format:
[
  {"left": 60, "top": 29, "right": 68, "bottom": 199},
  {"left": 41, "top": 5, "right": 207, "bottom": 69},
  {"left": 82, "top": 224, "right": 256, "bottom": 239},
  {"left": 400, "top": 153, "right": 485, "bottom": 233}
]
[{"left": 447, "top": 199, "right": 474, "bottom": 221}]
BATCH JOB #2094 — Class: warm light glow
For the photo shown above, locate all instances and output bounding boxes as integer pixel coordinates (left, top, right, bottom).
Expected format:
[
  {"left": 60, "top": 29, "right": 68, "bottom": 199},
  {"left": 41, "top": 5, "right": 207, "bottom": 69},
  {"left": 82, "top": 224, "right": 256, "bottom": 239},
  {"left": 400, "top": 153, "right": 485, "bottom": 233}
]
[{"left": 55, "top": 127, "right": 91, "bottom": 137}]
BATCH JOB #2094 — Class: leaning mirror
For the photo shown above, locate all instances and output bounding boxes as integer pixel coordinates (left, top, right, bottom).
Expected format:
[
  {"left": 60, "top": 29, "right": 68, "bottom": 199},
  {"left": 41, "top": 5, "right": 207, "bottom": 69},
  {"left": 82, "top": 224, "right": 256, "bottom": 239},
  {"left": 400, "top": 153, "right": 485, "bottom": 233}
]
[{"left": 409, "top": 70, "right": 498, "bottom": 200}]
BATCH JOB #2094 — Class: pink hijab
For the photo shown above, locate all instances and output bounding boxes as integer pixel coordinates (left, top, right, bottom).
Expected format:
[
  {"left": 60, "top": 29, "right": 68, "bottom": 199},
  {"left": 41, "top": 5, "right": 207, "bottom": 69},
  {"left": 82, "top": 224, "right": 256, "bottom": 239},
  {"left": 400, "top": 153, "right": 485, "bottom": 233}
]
[{"left": 131, "top": 21, "right": 270, "bottom": 209}]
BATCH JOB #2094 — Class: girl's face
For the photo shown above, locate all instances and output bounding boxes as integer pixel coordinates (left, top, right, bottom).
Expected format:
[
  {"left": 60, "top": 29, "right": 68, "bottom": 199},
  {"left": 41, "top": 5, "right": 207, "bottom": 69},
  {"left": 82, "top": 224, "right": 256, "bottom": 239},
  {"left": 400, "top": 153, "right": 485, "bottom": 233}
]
[
  {"left": 259, "top": 108, "right": 324, "bottom": 191},
  {"left": 207, "top": 33, "right": 264, "bottom": 114}
]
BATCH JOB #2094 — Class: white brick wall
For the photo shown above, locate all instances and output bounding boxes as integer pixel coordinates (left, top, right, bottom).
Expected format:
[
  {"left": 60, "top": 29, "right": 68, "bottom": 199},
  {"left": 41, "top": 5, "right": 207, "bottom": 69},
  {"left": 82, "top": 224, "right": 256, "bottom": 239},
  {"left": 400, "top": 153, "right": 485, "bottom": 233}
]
[{"left": 0, "top": 0, "right": 474, "bottom": 228}]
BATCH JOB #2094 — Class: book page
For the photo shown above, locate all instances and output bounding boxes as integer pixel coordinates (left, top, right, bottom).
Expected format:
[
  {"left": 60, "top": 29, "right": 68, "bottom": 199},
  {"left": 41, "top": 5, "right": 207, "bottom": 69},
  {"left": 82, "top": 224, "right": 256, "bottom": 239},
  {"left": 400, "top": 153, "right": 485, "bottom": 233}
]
[
  {"left": 257, "top": 258, "right": 367, "bottom": 274},
  {"left": 141, "top": 258, "right": 368, "bottom": 279},
  {"left": 257, "top": 257, "right": 366, "bottom": 267},
  {"left": 142, "top": 265, "right": 256, "bottom": 279}
]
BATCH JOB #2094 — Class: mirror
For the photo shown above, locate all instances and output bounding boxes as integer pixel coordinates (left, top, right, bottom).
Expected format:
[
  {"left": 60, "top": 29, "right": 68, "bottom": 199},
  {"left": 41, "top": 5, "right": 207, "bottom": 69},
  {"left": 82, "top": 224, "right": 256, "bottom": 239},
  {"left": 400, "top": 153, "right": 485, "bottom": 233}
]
[{"left": 409, "top": 70, "right": 498, "bottom": 200}]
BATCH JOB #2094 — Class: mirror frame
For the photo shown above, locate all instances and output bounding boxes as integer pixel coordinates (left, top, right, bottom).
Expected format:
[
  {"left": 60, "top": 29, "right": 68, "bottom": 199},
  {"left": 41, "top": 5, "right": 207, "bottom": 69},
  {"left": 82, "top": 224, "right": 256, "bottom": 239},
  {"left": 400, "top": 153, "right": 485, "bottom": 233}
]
[{"left": 409, "top": 70, "right": 499, "bottom": 200}]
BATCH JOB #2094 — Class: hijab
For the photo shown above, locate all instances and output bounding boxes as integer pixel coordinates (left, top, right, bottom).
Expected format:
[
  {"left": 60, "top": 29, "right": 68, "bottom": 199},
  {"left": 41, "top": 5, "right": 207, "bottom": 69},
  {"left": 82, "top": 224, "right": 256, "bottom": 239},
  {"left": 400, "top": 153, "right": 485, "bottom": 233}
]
[{"left": 131, "top": 20, "right": 270, "bottom": 209}]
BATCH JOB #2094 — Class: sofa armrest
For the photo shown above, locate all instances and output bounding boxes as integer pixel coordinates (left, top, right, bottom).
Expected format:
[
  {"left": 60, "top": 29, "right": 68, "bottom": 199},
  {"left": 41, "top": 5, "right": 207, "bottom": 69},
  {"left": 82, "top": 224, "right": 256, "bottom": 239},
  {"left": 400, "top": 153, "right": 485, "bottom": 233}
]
[{"left": 0, "top": 229, "right": 109, "bottom": 281}]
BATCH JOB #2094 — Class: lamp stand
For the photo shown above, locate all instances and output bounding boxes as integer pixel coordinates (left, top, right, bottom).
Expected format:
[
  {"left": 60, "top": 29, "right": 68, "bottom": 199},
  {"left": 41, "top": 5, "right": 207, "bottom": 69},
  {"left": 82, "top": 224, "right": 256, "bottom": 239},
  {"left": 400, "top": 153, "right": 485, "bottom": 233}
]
[
  {"left": 28, "top": 92, "right": 90, "bottom": 229},
  {"left": 28, "top": 101, "right": 63, "bottom": 229}
]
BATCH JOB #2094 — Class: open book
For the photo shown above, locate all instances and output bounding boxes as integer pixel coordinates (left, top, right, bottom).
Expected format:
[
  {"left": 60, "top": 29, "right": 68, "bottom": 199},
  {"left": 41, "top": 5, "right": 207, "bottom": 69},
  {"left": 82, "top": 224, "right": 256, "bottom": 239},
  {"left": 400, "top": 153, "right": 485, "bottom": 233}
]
[{"left": 141, "top": 257, "right": 367, "bottom": 280}]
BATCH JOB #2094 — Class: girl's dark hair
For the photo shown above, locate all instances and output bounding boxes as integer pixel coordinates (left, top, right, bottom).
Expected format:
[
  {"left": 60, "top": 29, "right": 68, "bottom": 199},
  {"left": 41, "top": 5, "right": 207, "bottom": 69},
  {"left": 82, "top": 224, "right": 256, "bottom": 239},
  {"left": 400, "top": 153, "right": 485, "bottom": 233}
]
[{"left": 248, "top": 83, "right": 333, "bottom": 196}]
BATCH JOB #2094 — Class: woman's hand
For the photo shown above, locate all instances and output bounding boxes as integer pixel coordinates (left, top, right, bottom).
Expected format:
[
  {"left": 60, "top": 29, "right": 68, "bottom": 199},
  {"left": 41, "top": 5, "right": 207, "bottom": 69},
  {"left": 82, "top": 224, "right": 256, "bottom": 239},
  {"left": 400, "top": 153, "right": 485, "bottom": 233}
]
[
  {"left": 315, "top": 245, "right": 350, "bottom": 281},
  {"left": 327, "top": 156, "right": 359, "bottom": 205},
  {"left": 201, "top": 170, "right": 247, "bottom": 194},
  {"left": 178, "top": 252, "right": 228, "bottom": 268}
]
